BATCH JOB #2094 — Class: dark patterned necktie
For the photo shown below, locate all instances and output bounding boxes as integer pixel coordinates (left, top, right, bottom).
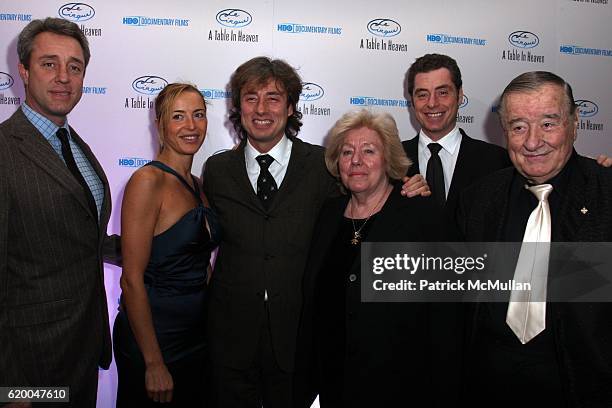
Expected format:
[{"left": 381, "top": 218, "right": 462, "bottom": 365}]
[
  {"left": 426, "top": 143, "right": 445, "bottom": 207},
  {"left": 256, "top": 154, "right": 278, "bottom": 208},
  {"left": 56, "top": 128, "right": 98, "bottom": 220}
]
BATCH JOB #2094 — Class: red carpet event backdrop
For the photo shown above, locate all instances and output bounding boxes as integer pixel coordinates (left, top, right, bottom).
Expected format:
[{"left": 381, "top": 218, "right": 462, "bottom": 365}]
[{"left": 0, "top": 0, "right": 610, "bottom": 406}]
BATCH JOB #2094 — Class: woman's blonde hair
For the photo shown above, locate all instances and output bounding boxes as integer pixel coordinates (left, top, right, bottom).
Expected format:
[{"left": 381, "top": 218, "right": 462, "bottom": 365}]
[{"left": 325, "top": 109, "right": 411, "bottom": 181}]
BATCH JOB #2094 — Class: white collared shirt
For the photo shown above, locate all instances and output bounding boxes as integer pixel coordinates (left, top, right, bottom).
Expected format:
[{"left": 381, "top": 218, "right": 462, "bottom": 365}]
[
  {"left": 417, "top": 126, "right": 462, "bottom": 198},
  {"left": 245, "top": 136, "right": 293, "bottom": 193}
]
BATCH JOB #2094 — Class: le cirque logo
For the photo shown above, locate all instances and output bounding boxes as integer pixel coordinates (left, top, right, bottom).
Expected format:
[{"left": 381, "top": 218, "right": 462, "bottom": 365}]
[
  {"left": 367, "top": 18, "right": 401, "bottom": 37},
  {"left": 508, "top": 30, "right": 539, "bottom": 49},
  {"left": 131, "top": 76, "right": 168, "bottom": 95},
  {"left": 58, "top": 3, "right": 95, "bottom": 22},
  {"left": 300, "top": 83, "right": 324, "bottom": 101},
  {"left": 575, "top": 100, "right": 599, "bottom": 118},
  {"left": 216, "top": 9, "right": 252, "bottom": 28},
  {"left": 0, "top": 72, "right": 15, "bottom": 90}
]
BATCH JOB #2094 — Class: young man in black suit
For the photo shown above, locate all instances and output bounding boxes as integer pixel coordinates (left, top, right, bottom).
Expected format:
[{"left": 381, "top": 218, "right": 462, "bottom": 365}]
[
  {"left": 399, "top": 55, "right": 511, "bottom": 406},
  {"left": 203, "top": 56, "right": 337, "bottom": 408},
  {"left": 401, "top": 53, "right": 511, "bottom": 219}
]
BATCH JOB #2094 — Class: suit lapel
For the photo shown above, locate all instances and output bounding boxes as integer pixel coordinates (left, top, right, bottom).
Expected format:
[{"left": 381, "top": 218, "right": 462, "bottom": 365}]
[
  {"left": 70, "top": 127, "right": 109, "bottom": 231},
  {"left": 268, "top": 138, "right": 312, "bottom": 212},
  {"left": 403, "top": 135, "right": 420, "bottom": 177},
  {"left": 309, "top": 196, "right": 348, "bottom": 275},
  {"left": 10, "top": 110, "right": 94, "bottom": 217},
  {"left": 447, "top": 129, "right": 473, "bottom": 207},
  {"left": 482, "top": 169, "right": 514, "bottom": 240},
  {"left": 554, "top": 155, "right": 588, "bottom": 241},
  {"left": 226, "top": 143, "right": 265, "bottom": 213}
]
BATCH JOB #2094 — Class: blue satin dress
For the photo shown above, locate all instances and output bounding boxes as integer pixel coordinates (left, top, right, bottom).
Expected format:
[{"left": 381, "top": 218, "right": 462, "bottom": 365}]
[{"left": 113, "top": 161, "right": 219, "bottom": 407}]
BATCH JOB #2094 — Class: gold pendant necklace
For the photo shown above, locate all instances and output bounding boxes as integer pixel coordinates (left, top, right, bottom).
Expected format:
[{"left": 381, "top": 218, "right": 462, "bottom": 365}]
[
  {"left": 350, "top": 226, "right": 363, "bottom": 245},
  {"left": 349, "top": 187, "right": 389, "bottom": 245}
]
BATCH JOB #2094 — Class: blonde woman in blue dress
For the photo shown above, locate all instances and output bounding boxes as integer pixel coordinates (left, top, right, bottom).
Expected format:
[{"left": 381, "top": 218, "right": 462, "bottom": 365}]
[{"left": 113, "top": 83, "right": 218, "bottom": 407}]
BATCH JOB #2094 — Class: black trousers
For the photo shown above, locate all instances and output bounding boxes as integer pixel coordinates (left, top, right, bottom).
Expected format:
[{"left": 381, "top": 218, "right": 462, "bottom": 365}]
[{"left": 209, "top": 302, "right": 292, "bottom": 408}]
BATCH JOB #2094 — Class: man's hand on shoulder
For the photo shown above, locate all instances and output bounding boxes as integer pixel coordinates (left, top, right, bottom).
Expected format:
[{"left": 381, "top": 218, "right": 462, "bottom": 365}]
[
  {"left": 400, "top": 174, "right": 431, "bottom": 198},
  {"left": 596, "top": 154, "right": 612, "bottom": 168}
]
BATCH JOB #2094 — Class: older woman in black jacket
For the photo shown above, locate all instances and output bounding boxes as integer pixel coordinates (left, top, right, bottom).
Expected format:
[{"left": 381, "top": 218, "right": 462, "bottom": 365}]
[{"left": 294, "top": 109, "right": 462, "bottom": 408}]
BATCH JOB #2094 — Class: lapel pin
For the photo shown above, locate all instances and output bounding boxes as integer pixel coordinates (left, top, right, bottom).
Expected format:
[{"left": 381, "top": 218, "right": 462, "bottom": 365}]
[{"left": 580, "top": 207, "right": 588, "bottom": 215}]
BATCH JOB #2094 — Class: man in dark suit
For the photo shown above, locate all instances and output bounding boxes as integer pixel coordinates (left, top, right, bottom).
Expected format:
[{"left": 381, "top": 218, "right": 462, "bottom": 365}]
[
  {"left": 458, "top": 71, "right": 612, "bottom": 406},
  {"left": 401, "top": 53, "right": 510, "bottom": 219},
  {"left": 399, "top": 54, "right": 511, "bottom": 406},
  {"left": 0, "top": 18, "right": 119, "bottom": 407},
  {"left": 204, "top": 57, "right": 428, "bottom": 408},
  {"left": 203, "top": 57, "right": 337, "bottom": 407}
]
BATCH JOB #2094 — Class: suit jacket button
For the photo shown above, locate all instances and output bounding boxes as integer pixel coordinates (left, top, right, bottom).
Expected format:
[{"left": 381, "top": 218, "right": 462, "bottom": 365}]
[{"left": 349, "top": 274, "right": 357, "bottom": 282}]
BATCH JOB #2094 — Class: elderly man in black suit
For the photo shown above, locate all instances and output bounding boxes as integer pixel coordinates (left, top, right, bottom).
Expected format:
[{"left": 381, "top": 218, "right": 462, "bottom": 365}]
[
  {"left": 458, "top": 71, "right": 612, "bottom": 406},
  {"left": 0, "top": 18, "right": 119, "bottom": 407}
]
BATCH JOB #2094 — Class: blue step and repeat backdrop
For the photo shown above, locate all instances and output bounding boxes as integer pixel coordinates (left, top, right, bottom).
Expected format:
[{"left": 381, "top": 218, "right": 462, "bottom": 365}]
[{"left": 1, "top": 1, "right": 610, "bottom": 406}]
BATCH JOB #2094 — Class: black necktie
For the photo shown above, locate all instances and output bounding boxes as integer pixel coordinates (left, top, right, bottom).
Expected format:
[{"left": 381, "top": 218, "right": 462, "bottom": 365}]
[
  {"left": 256, "top": 154, "right": 278, "bottom": 208},
  {"left": 56, "top": 128, "right": 98, "bottom": 220},
  {"left": 426, "top": 143, "right": 445, "bottom": 207}
]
